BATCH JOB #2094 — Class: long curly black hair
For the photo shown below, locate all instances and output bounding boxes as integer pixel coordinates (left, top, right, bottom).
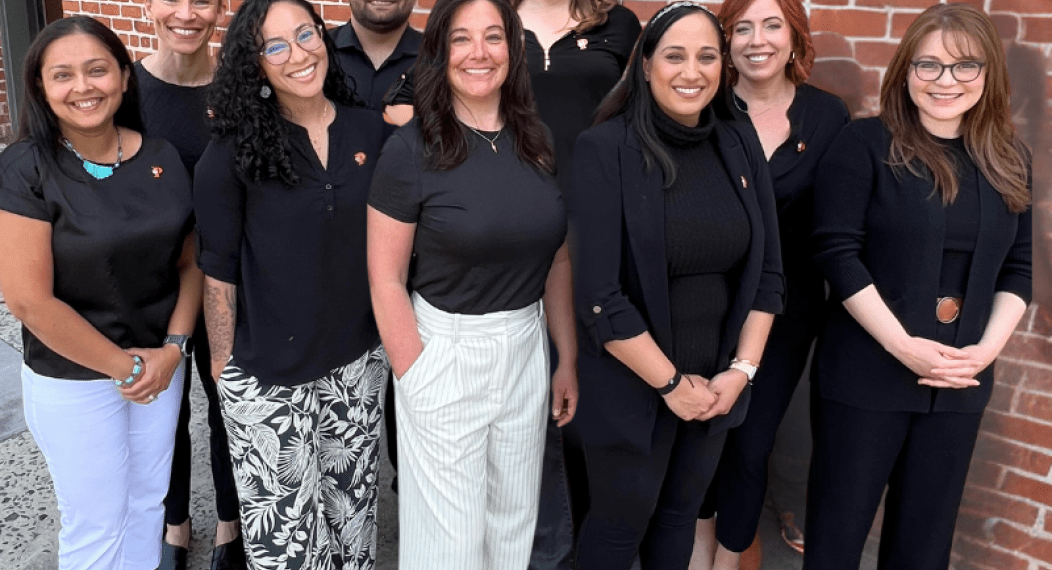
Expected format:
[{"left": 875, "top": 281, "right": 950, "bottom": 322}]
[
  {"left": 415, "top": 0, "right": 554, "bottom": 173},
  {"left": 208, "top": 0, "right": 359, "bottom": 186}
]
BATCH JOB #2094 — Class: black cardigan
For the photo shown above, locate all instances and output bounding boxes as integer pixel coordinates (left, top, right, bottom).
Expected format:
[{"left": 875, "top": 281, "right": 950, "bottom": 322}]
[
  {"left": 568, "top": 114, "right": 784, "bottom": 453},
  {"left": 812, "top": 117, "right": 1032, "bottom": 414}
]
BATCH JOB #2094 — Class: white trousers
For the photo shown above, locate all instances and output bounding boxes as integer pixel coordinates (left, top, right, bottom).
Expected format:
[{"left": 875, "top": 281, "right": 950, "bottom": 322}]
[
  {"left": 395, "top": 293, "right": 549, "bottom": 570},
  {"left": 22, "top": 362, "right": 184, "bottom": 570}
]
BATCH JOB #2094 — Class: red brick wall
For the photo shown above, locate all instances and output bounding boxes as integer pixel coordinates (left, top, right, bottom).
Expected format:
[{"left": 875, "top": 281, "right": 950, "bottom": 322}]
[{"left": 40, "top": 0, "right": 1052, "bottom": 568}]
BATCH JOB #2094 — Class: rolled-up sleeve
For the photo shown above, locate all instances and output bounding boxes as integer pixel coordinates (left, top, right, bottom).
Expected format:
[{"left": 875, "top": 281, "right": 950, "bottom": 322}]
[
  {"left": 568, "top": 128, "right": 648, "bottom": 351},
  {"left": 812, "top": 125, "right": 877, "bottom": 301},
  {"left": 192, "top": 139, "right": 245, "bottom": 284}
]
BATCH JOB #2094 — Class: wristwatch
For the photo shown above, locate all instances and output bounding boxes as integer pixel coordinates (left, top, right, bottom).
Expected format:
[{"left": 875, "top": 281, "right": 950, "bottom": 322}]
[
  {"left": 729, "top": 358, "right": 759, "bottom": 383},
  {"left": 163, "top": 335, "right": 194, "bottom": 358}
]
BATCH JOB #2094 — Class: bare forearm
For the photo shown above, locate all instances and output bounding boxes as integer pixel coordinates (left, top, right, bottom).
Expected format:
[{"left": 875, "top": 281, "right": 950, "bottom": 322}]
[
  {"left": 17, "top": 298, "right": 137, "bottom": 380},
  {"left": 842, "top": 285, "right": 911, "bottom": 355},
  {"left": 544, "top": 244, "right": 576, "bottom": 368},
  {"left": 975, "top": 292, "right": 1028, "bottom": 358},
  {"left": 203, "top": 277, "right": 237, "bottom": 373},
  {"left": 166, "top": 235, "right": 203, "bottom": 337},
  {"left": 605, "top": 333, "right": 679, "bottom": 389},
  {"left": 371, "top": 282, "right": 422, "bottom": 375},
  {"left": 734, "top": 310, "right": 775, "bottom": 363}
]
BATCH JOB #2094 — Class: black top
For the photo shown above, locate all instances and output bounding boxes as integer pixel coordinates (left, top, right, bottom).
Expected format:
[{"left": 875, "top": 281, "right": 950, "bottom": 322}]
[
  {"left": 657, "top": 107, "right": 750, "bottom": 377},
  {"left": 368, "top": 119, "right": 566, "bottom": 315},
  {"left": 330, "top": 23, "right": 421, "bottom": 110},
  {"left": 812, "top": 117, "right": 1031, "bottom": 413},
  {"left": 525, "top": 5, "right": 640, "bottom": 190},
  {"left": 134, "top": 61, "right": 211, "bottom": 178},
  {"left": 939, "top": 136, "right": 980, "bottom": 298},
  {"left": 382, "top": 7, "right": 639, "bottom": 191},
  {"left": 193, "top": 104, "right": 386, "bottom": 385},
  {"left": 0, "top": 138, "right": 193, "bottom": 379}
]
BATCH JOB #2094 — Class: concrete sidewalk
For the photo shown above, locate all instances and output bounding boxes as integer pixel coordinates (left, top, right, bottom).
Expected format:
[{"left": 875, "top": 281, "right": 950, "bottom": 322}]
[{"left": 0, "top": 295, "right": 855, "bottom": 570}]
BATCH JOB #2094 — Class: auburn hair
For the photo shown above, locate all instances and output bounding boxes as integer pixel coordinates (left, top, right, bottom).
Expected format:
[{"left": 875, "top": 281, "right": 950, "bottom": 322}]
[
  {"left": 718, "top": 0, "right": 814, "bottom": 86},
  {"left": 509, "top": 0, "right": 619, "bottom": 33},
  {"left": 880, "top": 3, "right": 1029, "bottom": 213}
]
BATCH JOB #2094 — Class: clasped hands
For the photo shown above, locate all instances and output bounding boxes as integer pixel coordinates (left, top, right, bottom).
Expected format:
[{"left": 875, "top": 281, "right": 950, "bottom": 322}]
[
  {"left": 662, "top": 368, "right": 749, "bottom": 422},
  {"left": 895, "top": 336, "right": 993, "bottom": 389},
  {"left": 118, "top": 344, "right": 183, "bottom": 404}
]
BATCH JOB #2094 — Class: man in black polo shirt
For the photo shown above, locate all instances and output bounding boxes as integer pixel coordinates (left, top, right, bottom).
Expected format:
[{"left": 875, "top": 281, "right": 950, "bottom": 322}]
[{"left": 330, "top": 0, "right": 420, "bottom": 110}]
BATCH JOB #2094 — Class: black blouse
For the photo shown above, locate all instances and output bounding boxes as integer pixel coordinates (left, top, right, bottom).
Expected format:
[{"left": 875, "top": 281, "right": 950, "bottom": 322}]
[
  {"left": 134, "top": 61, "right": 211, "bottom": 178},
  {"left": 368, "top": 119, "right": 566, "bottom": 315},
  {"left": 0, "top": 138, "right": 193, "bottom": 379},
  {"left": 193, "top": 104, "right": 386, "bottom": 385}
]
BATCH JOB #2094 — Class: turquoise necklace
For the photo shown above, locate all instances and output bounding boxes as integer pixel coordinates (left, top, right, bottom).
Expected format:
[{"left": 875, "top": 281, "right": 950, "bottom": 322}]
[{"left": 62, "top": 128, "right": 122, "bottom": 180}]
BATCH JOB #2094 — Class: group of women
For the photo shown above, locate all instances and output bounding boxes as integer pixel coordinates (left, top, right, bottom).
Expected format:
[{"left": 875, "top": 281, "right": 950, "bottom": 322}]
[{"left": 0, "top": 0, "right": 1031, "bottom": 569}]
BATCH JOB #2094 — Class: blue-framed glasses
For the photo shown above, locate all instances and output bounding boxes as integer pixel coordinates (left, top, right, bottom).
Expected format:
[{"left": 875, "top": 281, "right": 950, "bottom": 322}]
[{"left": 260, "top": 24, "right": 324, "bottom": 65}]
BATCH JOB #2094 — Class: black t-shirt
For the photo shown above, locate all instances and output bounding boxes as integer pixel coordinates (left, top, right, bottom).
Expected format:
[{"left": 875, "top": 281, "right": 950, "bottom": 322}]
[
  {"left": 524, "top": 5, "right": 640, "bottom": 190},
  {"left": 134, "top": 61, "right": 211, "bottom": 178},
  {"left": 0, "top": 138, "right": 193, "bottom": 379},
  {"left": 368, "top": 119, "right": 566, "bottom": 314},
  {"left": 330, "top": 24, "right": 421, "bottom": 110},
  {"left": 193, "top": 104, "right": 386, "bottom": 385}
]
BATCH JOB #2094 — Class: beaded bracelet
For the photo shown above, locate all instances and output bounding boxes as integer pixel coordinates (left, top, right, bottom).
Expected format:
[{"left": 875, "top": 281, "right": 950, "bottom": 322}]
[{"left": 114, "top": 356, "right": 144, "bottom": 387}]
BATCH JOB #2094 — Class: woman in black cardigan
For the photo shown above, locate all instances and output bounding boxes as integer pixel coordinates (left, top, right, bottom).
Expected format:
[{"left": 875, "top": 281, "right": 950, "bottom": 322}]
[
  {"left": 805, "top": 4, "right": 1031, "bottom": 569},
  {"left": 568, "top": 3, "right": 783, "bottom": 568}
]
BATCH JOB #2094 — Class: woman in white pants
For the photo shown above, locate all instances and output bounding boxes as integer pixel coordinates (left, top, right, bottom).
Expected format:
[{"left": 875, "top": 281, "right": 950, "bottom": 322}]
[
  {"left": 0, "top": 17, "right": 200, "bottom": 570},
  {"left": 367, "top": 0, "right": 577, "bottom": 568}
]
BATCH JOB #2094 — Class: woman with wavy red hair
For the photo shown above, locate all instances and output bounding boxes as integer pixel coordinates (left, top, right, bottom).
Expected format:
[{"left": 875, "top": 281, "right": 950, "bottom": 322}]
[
  {"left": 691, "top": 0, "right": 848, "bottom": 567},
  {"left": 805, "top": 4, "right": 1030, "bottom": 568}
]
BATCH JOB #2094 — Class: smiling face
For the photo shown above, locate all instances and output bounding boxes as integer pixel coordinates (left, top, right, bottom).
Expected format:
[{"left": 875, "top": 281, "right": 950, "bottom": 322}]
[
  {"left": 644, "top": 13, "right": 722, "bottom": 127},
  {"left": 728, "top": 0, "right": 793, "bottom": 87},
  {"left": 446, "top": 0, "right": 509, "bottom": 114},
  {"left": 349, "top": 0, "right": 415, "bottom": 34},
  {"left": 40, "top": 32, "right": 129, "bottom": 138},
  {"left": 259, "top": 1, "right": 328, "bottom": 107},
  {"left": 907, "top": 30, "right": 986, "bottom": 138},
  {"left": 145, "top": 0, "right": 221, "bottom": 56}
]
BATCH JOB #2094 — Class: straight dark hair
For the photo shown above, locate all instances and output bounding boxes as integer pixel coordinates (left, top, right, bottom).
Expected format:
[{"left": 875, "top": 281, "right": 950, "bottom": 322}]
[
  {"left": 414, "top": 0, "right": 554, "bottom": 172},
  {"left": 209, "top": 0, "right": 359, "bottom": 186},
  {"left": 17, "top": 16, "right": 143, "bottom": 163},
  {"left": 594, "top": 2, "right": 725, "bottom": 187}
]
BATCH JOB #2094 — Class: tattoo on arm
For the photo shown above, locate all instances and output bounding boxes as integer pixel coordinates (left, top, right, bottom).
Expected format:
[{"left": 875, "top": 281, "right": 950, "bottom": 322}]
[{"left": 204, "top": 279, "right": 237, "bottom": 367}]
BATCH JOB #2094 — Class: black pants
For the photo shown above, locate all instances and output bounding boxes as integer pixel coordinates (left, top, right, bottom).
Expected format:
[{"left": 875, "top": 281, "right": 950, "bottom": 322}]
[
  {"left": 575, "top": 409, "right": 728, "bottom": 570},
  {"left": 699, "top": 303, "right": 821, "bottom": 551},
  {"left": 163, "top": 317, "right": 240, "bottom": 525},
  {"left": 803, "top": 398, "right": 983, "bottom": 570}
]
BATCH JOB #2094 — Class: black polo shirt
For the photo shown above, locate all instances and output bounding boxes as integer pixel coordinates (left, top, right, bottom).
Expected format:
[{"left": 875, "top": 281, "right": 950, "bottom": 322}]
[
  {"left": 193, "top": 104, "right": 386, "bottom": 385},
  {"left": 330, "top": 23, "right": 421, "bottom": 110}
]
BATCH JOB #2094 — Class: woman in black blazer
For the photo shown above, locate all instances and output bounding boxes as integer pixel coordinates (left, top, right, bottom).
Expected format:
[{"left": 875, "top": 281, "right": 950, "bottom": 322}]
[
  {"left": 568, "top": 3, "right": 783, "bottom": 568},
  {"left": 805, "top": 5, "right": 1031, "bottom": 569}
]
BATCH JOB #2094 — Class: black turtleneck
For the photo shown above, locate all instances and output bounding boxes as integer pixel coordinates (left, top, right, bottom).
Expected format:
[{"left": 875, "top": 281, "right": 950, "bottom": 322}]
[{"left": 655, "top": 104, "right": 751, "bottom": 378}]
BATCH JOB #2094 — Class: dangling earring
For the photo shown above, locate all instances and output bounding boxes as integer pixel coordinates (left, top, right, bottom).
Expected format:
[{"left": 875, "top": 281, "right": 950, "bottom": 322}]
[
  {"left": 260, "top": 84, "right": 272, "bottom": 99},
  {"left": 788, "top": 51, "right": 796, "bottom": 64}
]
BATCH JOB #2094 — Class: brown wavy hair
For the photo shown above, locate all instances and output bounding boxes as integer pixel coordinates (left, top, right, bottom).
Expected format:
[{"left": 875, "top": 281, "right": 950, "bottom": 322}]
[
  {"left": 880, "top": 3, "right": 1029, "bottom": 213},
  {"left": 718, "top": 0, "right": 814, "bottom": 87},
  {"left": 509, "top": 0, "right": 619, "bottom": 33},
  {"left": 415, "top": 0, "right": 554, "bottom": 172}
]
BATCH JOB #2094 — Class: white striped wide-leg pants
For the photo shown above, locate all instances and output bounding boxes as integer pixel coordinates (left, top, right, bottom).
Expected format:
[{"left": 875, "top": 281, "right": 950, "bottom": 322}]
[{"left": 395, "top": 293, "right": 549, "bottom": 570}]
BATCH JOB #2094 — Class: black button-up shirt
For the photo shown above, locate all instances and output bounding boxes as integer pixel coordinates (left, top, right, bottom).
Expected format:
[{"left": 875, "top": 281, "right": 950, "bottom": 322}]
[
  {"left": 193, "top": 104, "right": 386, "bottom": 385},
  {"left": 330, "top": 23, "right": 421, "bottom": 110}
]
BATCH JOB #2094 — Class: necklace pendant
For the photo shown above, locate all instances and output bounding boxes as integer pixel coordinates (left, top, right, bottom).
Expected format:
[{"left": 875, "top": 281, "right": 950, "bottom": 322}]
[
  {"left": 490, "top": 141, "right": 498, "bottom": 153},
  {"left": 83, "top": 160, "right": 114, "bottom": 180}
]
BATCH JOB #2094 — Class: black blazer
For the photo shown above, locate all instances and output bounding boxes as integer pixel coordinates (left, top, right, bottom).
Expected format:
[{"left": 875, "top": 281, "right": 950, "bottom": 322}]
[
  {"left": 812, "top": 117, "right": 1032, "bottom": 414},
  {"left": 568, "top": 114, "right": 784, "bottom": 453}
]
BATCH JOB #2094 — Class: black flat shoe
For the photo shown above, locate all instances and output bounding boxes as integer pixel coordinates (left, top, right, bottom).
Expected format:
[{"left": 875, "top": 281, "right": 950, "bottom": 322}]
[
  {"left": 158, "top": 541, "right": 188, "bottom": 570},
  {"left": 211, "top": 534, "right": 248, "bottom": 570}
]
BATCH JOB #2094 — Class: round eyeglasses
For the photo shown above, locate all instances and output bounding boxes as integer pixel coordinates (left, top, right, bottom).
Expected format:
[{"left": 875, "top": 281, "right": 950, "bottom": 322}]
[
  {"left": 260, "top": 24, "right": 324, "bottom": 66},
  {"left": 910, "top": 60, "right": 985, "bottom": 83}
]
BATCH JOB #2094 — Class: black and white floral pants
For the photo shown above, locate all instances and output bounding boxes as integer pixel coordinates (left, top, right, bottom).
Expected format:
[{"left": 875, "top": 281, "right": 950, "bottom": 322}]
[{"left": 218, "top": 346, "right": 388, "bottom": 570}]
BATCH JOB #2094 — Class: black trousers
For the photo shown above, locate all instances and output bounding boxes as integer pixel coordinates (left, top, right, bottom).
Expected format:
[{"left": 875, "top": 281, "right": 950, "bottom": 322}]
[
  {"left": 575, "top": 409, "right": 728, "bottom": 570},
  {"left": 803, "top": 397, "right": 983, "bottom": 570},
  {"left": 699, "top": 300, "right": 821, "bottom": 551},
  {"left": 163, "top": 317, "right": 240, "bottom": 525}
]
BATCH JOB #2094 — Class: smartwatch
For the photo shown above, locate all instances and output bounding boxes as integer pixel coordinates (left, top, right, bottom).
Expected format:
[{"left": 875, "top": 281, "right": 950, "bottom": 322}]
[{"left": 163, "top": 335, "right": 194, "bottom": 358}]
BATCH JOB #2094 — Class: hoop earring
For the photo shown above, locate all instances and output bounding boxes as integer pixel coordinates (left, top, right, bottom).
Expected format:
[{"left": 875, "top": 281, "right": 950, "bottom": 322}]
[{"left": 260, "top": 84, "right": 272, "bottom": 99}]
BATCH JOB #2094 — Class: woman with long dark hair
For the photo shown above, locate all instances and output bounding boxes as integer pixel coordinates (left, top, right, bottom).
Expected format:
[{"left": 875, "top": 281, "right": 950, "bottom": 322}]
[
  {"left": 0, "top": 16, "right": 200, "bottom": 570},
  {"left": 692, "top": 0, "right": 849, "bottom": 566},
  {"left": 134, "top": 1, "right": 245, "bottom": 567},
  {"left": 193, "top": 0, "right": 388, "bottom": 567},
  {"left": 569, "top": 3, "right": 782, "bottom": 568},
  {"left": 804, "top": 4, "right": 1031, "bottom": 569},
  {"left": 367, "top": 0, "right": 574, "bottom": 567}
]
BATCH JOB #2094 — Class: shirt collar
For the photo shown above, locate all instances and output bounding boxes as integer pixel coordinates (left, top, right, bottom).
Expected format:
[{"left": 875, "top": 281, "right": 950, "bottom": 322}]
[{"left": 334, "top": 22, "right": 421, "bottom": 62}]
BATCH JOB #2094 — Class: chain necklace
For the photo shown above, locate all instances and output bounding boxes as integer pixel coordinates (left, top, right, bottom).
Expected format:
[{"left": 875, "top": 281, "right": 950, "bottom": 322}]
[
  {"left": 468, "top": 125, "right": 503, "bottom": 154},
  {"left": 62, "top": 128, "right": 123, "bottom": 180}
]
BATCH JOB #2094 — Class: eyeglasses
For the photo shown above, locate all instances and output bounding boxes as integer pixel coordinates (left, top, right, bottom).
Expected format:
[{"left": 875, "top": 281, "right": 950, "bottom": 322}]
[
  {"left": 260, "top": 24, "right": 324, "bottom": 65},
  {"left": 910, "top": 60, "right": 985, "bottom": 83}
]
